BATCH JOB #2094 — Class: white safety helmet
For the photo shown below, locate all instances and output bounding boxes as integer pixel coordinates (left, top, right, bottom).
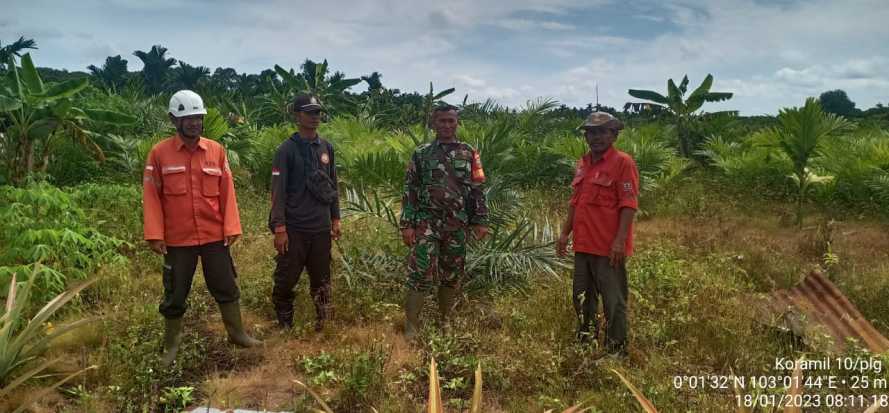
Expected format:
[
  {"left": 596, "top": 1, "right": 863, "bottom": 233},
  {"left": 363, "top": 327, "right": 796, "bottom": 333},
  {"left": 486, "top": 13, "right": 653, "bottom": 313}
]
[{"left": 168, "top": 90, "right": 207, "bottom": 118}]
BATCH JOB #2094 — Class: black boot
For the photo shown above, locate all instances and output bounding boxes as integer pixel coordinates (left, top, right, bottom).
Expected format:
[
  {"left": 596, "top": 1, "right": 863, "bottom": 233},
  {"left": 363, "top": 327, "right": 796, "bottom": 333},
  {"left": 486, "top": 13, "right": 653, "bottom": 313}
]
[
  {"left": 276, "top": 310, "right": 293, "bottom": 330},
  {"left": 312, "top": 285, "right": 332, "bottom": 332},
  {"left": 404, "top": 290, "right": 424, "bottom": 339},
  {"left": 437, "top": 286, "right": 459, "bottom": 327}
]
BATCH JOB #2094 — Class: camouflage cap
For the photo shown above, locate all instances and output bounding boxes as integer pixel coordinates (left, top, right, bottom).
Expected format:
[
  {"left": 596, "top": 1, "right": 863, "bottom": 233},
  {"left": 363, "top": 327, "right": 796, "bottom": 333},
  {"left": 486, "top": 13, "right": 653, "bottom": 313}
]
[{"left": 579, "top": 111, "right": 624, "bottom": 130}]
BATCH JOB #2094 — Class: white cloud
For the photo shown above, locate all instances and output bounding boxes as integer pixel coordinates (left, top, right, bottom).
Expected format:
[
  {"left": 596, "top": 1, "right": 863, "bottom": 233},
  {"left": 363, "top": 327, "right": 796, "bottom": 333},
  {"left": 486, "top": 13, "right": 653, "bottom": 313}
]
[
  {"left": 494, "top": 18, "right": 576, "bottom": 31},
  {"left": 540, "top": 21, "right": 576, "bottom": 31},
  {"left": 453, "top": 74, "right": 487, "bottom": 88},
  {"left": 775, "top": 67, "right": 824, "bottom": 88},
  {"left": 542, "top": 0, "right": 889, "bottom": 113},
  {"left": 5, "top": 0, "right": 889, "bottom": 113}
]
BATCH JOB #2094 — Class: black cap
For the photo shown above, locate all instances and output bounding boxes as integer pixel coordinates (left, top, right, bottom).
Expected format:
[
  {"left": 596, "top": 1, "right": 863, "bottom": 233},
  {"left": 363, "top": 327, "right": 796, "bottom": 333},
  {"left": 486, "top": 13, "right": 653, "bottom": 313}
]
[{"left": 292, "top": 94, "right": 324, "bottom": 112}]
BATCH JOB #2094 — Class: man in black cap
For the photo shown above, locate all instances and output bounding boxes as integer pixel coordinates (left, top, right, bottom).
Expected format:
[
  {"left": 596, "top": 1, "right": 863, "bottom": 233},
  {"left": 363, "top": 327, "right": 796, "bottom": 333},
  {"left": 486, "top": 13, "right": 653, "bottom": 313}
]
[{"left": 268, "top": 94, "right": 341, "bottom": 331}]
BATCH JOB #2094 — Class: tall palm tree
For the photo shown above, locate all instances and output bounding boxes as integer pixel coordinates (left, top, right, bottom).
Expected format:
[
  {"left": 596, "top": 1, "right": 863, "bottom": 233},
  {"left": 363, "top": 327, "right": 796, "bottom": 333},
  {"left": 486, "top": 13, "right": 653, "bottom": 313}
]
[
  {"left": 628, "top": 74, "right": 733, "bottom": 157},
  {"left": 0, "top": 37, "right": 37, "bottom": 70},
  {"left": 170, "top": 61, "right": 210, "bottom": 91},
  {"left": 361, "top": 71, "right": 384, "bottom": 94},
  {"left": 132, "top": 45, "right": 177, "bottom": 94},
  {"left": 210, "top": 67, "right": 239, "bottom": 93},
  {"left": 87, "top": 55, "right": 129, "bottom": 91},
  {"left": 771, "top": 98, "right": 851, "bottom": 226}
]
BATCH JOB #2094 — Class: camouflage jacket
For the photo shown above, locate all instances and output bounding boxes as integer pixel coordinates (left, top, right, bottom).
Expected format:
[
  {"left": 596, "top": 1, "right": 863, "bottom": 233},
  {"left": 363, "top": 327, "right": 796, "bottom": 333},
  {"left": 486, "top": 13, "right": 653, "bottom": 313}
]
[{"left": 399, "top": 139, "right": 488, "bottom": 229}]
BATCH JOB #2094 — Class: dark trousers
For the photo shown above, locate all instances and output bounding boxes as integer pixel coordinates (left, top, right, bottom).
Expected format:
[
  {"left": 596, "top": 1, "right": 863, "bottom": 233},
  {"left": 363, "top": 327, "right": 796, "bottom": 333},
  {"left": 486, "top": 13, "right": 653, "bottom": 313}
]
[
  {"left": 271, "top": 230, "right": 332, "bottom": 323},
  {"left": 159, "top": 241, "right": 240, "bottom": 319},
  {"left": 573, "top": 253, "right": 628, "bottom": 351}
]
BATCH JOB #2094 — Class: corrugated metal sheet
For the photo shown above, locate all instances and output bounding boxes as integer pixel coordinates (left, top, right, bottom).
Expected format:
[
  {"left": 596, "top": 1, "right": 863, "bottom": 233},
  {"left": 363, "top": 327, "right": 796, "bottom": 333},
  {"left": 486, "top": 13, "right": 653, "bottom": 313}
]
[{"left": 765, "top": 269, "right": 889, "bottom": 353}]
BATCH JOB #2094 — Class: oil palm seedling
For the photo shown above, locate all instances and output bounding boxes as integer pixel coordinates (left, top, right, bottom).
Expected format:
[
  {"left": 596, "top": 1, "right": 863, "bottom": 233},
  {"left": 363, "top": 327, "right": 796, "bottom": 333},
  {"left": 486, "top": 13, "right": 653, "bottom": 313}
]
[{"left": 769, "top": 98, "right": 851, "bottom": 226}]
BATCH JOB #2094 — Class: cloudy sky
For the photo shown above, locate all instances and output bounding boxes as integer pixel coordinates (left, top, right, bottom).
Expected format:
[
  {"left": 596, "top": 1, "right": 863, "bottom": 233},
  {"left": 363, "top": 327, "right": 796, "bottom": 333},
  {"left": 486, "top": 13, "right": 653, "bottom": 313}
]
[{"left": 4, "top": 0, "right": 888, "bottom": 115}]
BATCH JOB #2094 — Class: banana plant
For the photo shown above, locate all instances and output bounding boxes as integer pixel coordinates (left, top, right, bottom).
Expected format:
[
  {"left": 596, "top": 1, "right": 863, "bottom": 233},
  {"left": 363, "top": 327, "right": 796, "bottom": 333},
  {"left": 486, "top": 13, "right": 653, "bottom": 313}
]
[
  {"left": 0, "top": 53, "right": 136, "bottom": 185},
  {"left": 628, "top": 74, "right": 733, "bottom": 157}
]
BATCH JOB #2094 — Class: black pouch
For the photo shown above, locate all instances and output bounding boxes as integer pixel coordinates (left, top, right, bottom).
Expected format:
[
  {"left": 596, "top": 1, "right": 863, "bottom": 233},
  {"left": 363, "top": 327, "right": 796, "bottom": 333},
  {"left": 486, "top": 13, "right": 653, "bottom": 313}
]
[{"left": 297, "top": 139, "right": 337, "bottom": 205}]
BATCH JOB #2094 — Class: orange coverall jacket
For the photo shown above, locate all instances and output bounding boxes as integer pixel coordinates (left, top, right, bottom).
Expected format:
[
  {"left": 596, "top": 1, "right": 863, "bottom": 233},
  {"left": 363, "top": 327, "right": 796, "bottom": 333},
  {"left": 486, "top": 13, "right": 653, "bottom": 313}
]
[{"left": 143, "top": 135, "right": 242, "bottom": 246}]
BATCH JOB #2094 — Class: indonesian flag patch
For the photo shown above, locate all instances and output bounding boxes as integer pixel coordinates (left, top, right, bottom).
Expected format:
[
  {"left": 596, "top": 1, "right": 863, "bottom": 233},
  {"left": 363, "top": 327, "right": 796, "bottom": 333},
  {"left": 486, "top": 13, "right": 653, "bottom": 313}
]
[
  {"left": 471, "top": 150, "right": 485, "bottom": 183},
  {"left": 272, "top": 168, "right": 281, "bottom": 176}
]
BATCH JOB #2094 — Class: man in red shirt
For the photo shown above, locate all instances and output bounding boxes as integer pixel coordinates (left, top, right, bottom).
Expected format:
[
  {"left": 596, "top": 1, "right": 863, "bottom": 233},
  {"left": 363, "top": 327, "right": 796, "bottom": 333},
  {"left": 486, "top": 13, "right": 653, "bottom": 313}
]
[
  {"left": 556, "top": 112, "right": 639, "bottom": 357},
  {"left": 144, "top": 90, "right": 261, "bottom": 367}
]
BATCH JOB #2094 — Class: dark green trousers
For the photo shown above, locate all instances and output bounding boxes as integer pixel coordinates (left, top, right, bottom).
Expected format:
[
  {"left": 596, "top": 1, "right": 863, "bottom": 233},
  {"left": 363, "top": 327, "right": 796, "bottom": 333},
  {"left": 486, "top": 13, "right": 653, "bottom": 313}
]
[
  {"left": 573, "top": 253, "right": 628, "bottom": 351},
  {"left": 160, "top": 241, "right": 240, "bottom": 319}
]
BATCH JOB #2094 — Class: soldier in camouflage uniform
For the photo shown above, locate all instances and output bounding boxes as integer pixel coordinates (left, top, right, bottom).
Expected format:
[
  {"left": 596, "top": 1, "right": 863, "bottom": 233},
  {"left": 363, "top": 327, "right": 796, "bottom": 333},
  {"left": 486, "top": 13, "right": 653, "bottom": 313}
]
[{"left": 399, "top": 104, "right": 489, "bottom": 339}]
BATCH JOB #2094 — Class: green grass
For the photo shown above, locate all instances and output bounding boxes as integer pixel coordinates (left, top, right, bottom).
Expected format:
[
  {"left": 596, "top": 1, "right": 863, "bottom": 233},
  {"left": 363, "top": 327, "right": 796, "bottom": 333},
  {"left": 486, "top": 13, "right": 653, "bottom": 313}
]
[{"left": 1, "top": 175, "right": 883, "bottom": 413}]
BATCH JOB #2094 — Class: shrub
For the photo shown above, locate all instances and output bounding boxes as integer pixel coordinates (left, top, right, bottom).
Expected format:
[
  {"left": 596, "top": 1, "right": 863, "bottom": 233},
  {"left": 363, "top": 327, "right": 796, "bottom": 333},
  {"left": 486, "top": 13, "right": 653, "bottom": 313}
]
[
  {"left": 0, "top": 184, "right": 129, "bottom": 301},
  {"left": 237, "top": 123, "right": 293, "bottom": 191}
]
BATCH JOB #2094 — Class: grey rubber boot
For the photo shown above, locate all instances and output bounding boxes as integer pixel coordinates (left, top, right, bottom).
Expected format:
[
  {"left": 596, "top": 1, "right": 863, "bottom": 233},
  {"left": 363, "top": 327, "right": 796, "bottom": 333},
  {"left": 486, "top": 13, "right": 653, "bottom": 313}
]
[
  {"left": 404, "top": 290, "right": 425, "bottom": 339},
  {"left": 160, "top": 317, "right": 183, "bottom": 367},
  {"left": 218, "top": 301, "right": 262, "bottom": 347},
  {"left": 437, "top": 286, "right": 459, "bottom": 324}
]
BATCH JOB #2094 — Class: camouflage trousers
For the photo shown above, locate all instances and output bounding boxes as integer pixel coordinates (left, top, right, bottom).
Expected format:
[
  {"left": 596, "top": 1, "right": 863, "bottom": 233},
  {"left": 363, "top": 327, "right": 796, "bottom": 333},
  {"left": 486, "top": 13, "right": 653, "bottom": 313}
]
[{"left": 406, "top": 221, "right": 467, "bottom": 292}]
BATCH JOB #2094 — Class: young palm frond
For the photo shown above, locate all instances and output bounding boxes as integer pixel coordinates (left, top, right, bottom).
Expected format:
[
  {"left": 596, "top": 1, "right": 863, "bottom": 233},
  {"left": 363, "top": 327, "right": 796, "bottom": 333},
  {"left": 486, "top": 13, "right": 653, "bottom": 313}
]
[
  {"left": 617, "top": 127, "right": 684, "bottom": 193},
  {"left": 483, "top": 176, "right": 523, "bottom": 227},
  {"left": 515, "top": 97, "right": 560, "bottom": 136},
  {"left": 341, "top": 151, "right": 405, "bottom": 195},
  {"left": 466, "top": 219, "right": 568, "bottom": 291},
  {"left": 341, "top": 188, "right": 399, "bottom": 228},
  {"left": 816, "top": 132, "right": 889, "bottom": 204},
  {"left": 695, "top": 135, "right": 742, "bottom": 168},
  {"left": 462, "top": 117, "right": 520, "bottom": 180},
  {"left": 866, "top": 171, "right": 889, "bottom": 210},
  {"left": 546, "top": 131, "right": 589, "bottom": 162},
  {"left": 771, "top": 98, "right": 851, "bottom": 225}
]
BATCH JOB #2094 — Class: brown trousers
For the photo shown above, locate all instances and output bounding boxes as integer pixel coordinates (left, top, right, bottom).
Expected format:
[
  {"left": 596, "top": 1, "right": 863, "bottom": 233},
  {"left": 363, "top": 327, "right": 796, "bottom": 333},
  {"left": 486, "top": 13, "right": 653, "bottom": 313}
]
[{"left": 573, "top": 253, "right": 628, "bottom": 352}]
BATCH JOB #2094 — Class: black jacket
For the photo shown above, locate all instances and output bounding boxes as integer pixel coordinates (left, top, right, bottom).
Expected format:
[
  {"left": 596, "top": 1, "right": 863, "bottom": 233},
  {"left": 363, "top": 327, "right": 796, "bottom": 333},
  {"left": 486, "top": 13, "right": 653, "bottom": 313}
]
[{"left": 268, "top": 133, "right": 340, "bottom": 233}]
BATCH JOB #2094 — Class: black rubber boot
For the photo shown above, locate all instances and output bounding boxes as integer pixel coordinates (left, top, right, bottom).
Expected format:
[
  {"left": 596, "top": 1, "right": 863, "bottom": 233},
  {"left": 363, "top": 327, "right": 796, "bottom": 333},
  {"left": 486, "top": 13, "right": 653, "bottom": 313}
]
[
  {"left": 404, "top": 290, "right": 425, "bottom": 339},
  {"left": 160, "top": 317, "right": 183, "bottom": 368},
  {"left": 219, "top": 301, "right": 262, "bottom": 347},
  {"left": 276, "top": 310, "right": 293, "bottom": 330},
  {"left": 312, "top": 285, "right": 332, "bottom": 332},
  {"left": 437, "top": 286, "right": 459, "bottom": 325}
]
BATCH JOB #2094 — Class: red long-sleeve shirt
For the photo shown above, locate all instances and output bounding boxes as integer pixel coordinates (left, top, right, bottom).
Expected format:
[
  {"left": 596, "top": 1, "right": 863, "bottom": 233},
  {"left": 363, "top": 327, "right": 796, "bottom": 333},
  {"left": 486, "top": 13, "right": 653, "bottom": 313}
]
[
  {"left": 569, "top": 147, "right": 639, "bottom": 257},
  {"left": 143, "top": 135, "right": 242, "bottom": 246}
]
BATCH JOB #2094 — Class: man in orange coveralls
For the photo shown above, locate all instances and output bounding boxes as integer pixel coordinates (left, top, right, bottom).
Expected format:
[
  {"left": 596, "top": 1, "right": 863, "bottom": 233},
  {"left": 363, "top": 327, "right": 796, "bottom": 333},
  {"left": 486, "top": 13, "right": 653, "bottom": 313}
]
[
  {"left": 556, "top": 111, "right": 639, "bottom": 358},
  {"left": 143, "top": 90, "right": 261, "bottom": 367}
]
